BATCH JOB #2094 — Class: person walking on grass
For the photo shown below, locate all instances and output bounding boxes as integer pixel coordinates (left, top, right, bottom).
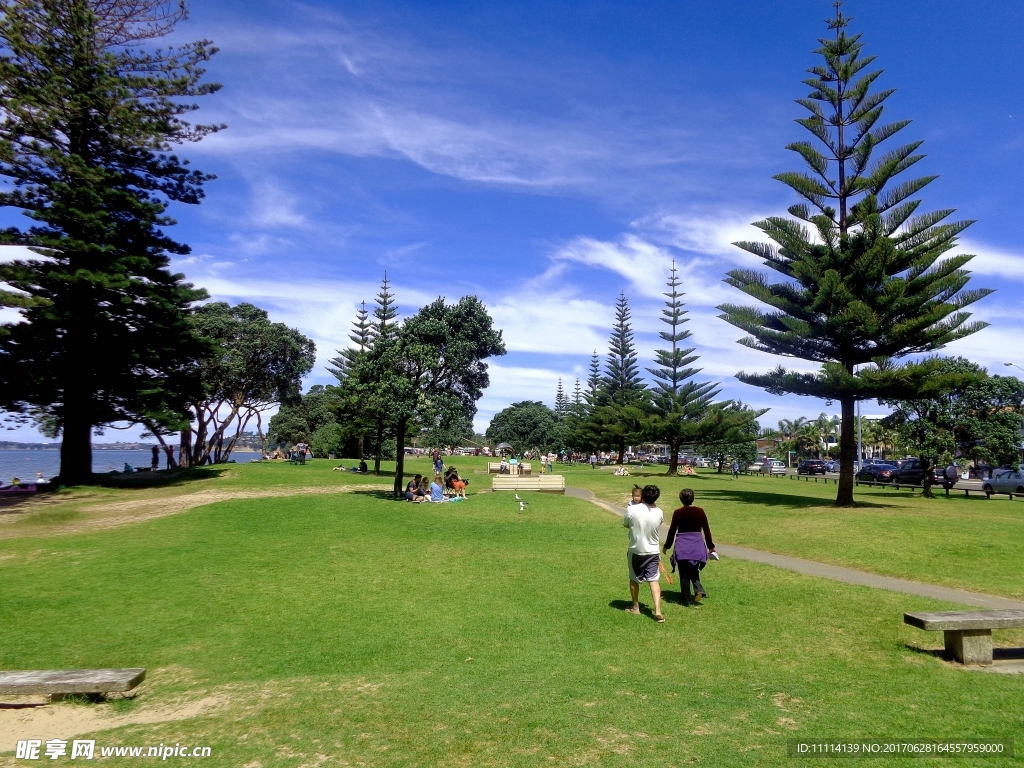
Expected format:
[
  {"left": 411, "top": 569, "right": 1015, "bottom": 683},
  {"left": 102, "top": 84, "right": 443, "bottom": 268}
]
[
  {"left": 623, "top": 484, "right": 665, "bottom": 623},
  {"left": 663, "top": 488, "right": 716, "bottom": 605},
  {"left": 731, "top": 460, "right": 739, "bottom": 480},
  {"left": 590, "top": 452, "right": 598, "bottom": 470}
]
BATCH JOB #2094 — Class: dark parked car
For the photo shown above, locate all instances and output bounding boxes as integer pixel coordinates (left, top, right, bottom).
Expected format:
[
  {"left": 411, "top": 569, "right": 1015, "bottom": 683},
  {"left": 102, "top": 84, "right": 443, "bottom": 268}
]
[
  {"left": 797, "top": 460, "right": 828, "bottom": 475},
  {"left": 894, "top": 459, "right": 946, "bottom": 486},
  {"left": 856, "top": 463, "right": 899, "bottom": 483}
]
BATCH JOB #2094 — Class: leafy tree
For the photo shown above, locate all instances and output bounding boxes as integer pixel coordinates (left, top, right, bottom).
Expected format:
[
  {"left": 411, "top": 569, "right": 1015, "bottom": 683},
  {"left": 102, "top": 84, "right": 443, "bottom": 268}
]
[
  {"left": 349, "top": 295, "right": 505, "bottom": 497},
  {"left": 589, "top": 293, "right": 648, "bottom": 462},
  {"left": 718, "top": 6, "right": 992, "bottom": 505},
  {"left": 693, "top": 401, "right": 763, "bottom": 472},
  {"left": 953, "top": 375, "right": 1024, "bottom": 468},
  {"left": 0, "top": 0, "right": 222, "bottom": 484},
  {"left": 421, "top": 394, "right": 476, "bottom": 451},
  {"left": 183, "top": 302, "right": 315, "bottom": 465},
  {"left": 882, "top": 359, "right": 1024, "bottom": 493},
  {"left": 485, "top": 401, "right": 562, "bottom": 456},
  {"left": 268, "top": 385, "right": 339, "bottom": 447},
  {"left": 645, "top": 260, "right": 719, "bottom": 474}
]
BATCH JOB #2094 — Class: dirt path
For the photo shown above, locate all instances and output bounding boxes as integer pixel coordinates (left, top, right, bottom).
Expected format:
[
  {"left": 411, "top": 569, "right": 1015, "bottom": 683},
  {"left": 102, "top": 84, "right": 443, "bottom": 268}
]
[{"left": 0, "top": 484, "right": 391, "bottom": 539}]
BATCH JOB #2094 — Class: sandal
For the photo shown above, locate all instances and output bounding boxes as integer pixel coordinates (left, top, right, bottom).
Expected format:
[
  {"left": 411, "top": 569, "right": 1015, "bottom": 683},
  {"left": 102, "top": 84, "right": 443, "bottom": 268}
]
[{"left": 655, "top": 614, "right": 665, "bottom": 623}]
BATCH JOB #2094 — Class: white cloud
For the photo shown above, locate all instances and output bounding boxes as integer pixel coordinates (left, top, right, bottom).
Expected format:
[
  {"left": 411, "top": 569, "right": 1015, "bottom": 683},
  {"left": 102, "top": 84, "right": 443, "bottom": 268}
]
[
  {"left": 488, "top": 291, "right": 611, "bottom": 355},
  {"left": 958, "top": 239, "right": 1024, "bottom": 283},
  {"left": 638, "top": 210, "right": 768, "bottom": 260}
]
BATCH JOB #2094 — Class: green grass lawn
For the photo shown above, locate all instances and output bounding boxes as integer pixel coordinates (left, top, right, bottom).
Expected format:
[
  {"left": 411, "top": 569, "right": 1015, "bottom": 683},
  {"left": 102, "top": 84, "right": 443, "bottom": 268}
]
[
  {"left": 543, "top": 461, "right": 1024, "bottom": 600},
  {"left": 1, "top": 468, "right": 1022, "bottom": 766}
]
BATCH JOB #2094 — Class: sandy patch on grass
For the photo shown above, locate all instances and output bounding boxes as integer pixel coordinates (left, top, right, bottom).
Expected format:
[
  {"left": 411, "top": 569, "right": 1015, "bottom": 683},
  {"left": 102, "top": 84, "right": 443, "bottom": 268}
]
[
  {"left": 0, "top": 485, "right": 391, "bottom": 539},
  {"left": 0, "top": 694, "right": 228, "bottom": 751}
]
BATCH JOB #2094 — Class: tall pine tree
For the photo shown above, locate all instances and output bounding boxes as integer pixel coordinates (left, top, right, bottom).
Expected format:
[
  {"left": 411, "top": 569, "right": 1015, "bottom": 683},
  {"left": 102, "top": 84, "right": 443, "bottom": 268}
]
[
  {"left": 591, "top": 293, "right": 648, "bottom": 463},
  {"left": 646, "top": 260, "right": 719, "bottom": 474},
  {"left": 718, "top": 4, "right": 991, "bottom": 505},
  {"left": 0, "top": 0, "right": 221, "bottom": 484},
  {"left": 327, "top": 300, "right": 372, "bottom": 380},
  {"left": 554, "top": 378, "right": 570, "bottom": 418},
  {"left": 371, "top": 272, "right": 398, "bottom": 345}
]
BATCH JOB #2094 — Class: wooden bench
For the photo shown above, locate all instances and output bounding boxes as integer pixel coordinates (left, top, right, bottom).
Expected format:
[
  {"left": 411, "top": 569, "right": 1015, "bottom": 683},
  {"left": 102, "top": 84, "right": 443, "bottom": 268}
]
[
  {"left": 487, "top": 462, "right": 532, "bottom": 475},
  {"left": 0, "top": 668, "right": 146, "bottom": 700},
  {"left": 904, "top": 610, "right": 1024, "bottom": 665},
  {"left": 491, "top": 475, "right": 565, "bottom": 493}
]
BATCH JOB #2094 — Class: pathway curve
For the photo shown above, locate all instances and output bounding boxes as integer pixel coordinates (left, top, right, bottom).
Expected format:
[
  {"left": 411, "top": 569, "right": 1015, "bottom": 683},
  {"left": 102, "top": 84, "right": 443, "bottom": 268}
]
[{"left": 565, "top": 486, "right": 1024, "bottom": 610}]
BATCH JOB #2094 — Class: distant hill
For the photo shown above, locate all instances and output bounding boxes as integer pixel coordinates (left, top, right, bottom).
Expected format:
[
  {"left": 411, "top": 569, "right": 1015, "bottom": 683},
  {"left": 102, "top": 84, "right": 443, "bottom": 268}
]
[{"left": 0, "top": 441, "right": 171, "bottom": 450}]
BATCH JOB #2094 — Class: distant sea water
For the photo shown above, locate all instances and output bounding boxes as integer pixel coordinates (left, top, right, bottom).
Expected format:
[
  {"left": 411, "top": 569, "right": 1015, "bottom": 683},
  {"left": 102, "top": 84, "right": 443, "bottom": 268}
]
[{"left": 0, "top": 449, "right": 166, "bottom": 483}]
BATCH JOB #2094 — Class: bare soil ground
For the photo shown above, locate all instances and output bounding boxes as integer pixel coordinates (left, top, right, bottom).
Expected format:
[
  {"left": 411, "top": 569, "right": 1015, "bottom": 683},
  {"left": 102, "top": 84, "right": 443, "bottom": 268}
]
[{"left": 0, "top": 484, "right": 391, "bottom": 539}]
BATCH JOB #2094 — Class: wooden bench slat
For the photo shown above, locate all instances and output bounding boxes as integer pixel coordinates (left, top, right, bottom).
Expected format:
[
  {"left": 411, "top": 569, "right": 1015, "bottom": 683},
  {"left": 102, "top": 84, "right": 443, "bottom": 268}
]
[
  {"left": 0, "top": 668, "right": 145, "bottom": 695},
  {"left": 904, "top": 610, "right": 1024, "bottom": 631}
]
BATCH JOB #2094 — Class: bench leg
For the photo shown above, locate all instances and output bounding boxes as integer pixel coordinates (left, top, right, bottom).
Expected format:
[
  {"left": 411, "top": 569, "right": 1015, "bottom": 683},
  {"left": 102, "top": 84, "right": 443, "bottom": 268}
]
[{"left": 943, "top": 629, "right": 993, "bottom": 665}]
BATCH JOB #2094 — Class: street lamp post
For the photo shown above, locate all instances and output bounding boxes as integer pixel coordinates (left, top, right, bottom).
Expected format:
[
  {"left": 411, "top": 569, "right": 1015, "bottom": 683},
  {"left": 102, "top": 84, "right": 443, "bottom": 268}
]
[{"left": 1005, "top": 362, "right": 1024, "bottom": 373}]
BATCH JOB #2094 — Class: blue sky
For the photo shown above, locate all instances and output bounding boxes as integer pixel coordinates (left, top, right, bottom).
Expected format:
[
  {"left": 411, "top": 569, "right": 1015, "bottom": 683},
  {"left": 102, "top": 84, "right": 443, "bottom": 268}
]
[{"left": 3, "top": 0, "right": 1024, "bottom": 441}]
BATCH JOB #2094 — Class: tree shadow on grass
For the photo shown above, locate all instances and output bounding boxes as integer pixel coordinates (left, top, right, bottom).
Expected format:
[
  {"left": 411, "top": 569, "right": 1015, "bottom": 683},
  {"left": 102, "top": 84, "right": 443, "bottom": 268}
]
[
  {"left": 92, "top": 467, "right": 226, "bottom": 490},
  {"left": 699, "top": 487, "right": 897, "bottom": 510},
  {"left": 352, "top": 489, "right": 404, "bottom": 501}
]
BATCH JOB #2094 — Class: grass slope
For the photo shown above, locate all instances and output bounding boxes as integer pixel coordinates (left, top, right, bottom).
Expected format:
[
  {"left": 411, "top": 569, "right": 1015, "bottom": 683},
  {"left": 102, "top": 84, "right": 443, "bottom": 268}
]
[{"left": 1, "top": 483, "right": 1022, "bottom": 766}]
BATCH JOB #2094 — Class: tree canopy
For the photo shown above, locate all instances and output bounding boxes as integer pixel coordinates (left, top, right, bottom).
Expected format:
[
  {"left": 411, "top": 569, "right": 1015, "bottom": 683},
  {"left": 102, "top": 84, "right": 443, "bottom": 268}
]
[
  {"left": 182, "top": 302, "right": 315, "bottom": 465},
  {"left": 486, "top": 401, "right": 562, "bottom": 456}
]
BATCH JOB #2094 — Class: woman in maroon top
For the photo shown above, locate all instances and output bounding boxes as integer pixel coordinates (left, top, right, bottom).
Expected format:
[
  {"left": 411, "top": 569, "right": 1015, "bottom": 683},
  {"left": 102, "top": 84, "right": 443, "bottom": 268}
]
[{"left": 663, "top": 488, "right": 716, "bottom": 604}]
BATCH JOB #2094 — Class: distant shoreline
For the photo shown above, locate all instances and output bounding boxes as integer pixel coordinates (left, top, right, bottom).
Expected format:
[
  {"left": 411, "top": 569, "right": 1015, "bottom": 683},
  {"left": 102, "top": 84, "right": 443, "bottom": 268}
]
[{"left": 0, "top": 445, "right": 258, "bottom": 451}]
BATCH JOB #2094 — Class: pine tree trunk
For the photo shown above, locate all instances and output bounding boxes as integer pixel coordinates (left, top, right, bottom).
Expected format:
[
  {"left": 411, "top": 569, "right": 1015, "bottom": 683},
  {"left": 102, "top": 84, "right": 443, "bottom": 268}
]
[
  {"left": 618, "top": 438, "right": 626, "bottom": 466},
  {"left": 836, "top": 395, "right": 857, "bottom": 507},
  {"left": 59, "top": 411, "right": 93, "bottom": 486},
  {"left": 667, "top": 439, "right": 679, "bottom": 475},
  {"left": 392, "top": 417, "right": 407, "bottom": 498}
]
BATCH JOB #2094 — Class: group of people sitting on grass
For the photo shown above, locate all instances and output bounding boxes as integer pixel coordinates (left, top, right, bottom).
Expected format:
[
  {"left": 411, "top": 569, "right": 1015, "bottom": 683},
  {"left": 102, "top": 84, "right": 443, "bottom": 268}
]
[
  {"left": 404, "top": 467, "right": 469, "bottom": 503},
  {"left": 623, "top": 484, "right": 717, "bottom": 624}
]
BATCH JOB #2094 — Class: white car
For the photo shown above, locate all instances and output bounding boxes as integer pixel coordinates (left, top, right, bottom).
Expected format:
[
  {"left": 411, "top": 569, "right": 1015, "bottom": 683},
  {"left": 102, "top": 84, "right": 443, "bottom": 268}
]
[{"left": 757, "top": 459, "right": 787, "bottom": 475}]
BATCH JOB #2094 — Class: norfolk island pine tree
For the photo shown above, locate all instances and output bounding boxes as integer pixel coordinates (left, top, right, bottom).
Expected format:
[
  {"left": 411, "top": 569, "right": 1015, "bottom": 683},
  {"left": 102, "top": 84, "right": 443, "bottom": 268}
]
[
  {"left": 0, "top": 0, "right": 222, "bottom": 485},
  {"left": 591, "top": 293, "right": 648, "bottom": 464},
  {"left": 646, "top": 260, "right": 719, "bottom": 475},
  {"left": 717, "top": 4, "right": 992, "bottom": 506}
]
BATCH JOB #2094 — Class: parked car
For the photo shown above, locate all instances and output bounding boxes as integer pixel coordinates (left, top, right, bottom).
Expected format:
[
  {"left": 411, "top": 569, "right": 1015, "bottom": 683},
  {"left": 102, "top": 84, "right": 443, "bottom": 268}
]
[
  {"left": 894, "top": 459, "right": 946, "bottom": 486},
  {"left": 825, "top": 460, "right": 839, "bottom": 472},
  {"left": 984, "top": 469, "right": 1024, "bottom": 495},
  {"left": 797, "top": 459, "right": 828, "bottom": 475},
  {"left": 856, "top": 463, "right": 899, "bottom": 483},
  {"left": 757, "top": 459, "right": 787, "bottom": 475}
]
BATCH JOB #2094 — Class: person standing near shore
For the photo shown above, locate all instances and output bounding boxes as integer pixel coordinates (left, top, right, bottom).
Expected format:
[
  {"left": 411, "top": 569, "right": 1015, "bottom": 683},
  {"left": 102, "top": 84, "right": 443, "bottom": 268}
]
[
  {"left": 663, "top": 488, "right": 716, "bottom": 604},
  {"left": 623, "top": 484, "right": 665, "bottom": 623}
]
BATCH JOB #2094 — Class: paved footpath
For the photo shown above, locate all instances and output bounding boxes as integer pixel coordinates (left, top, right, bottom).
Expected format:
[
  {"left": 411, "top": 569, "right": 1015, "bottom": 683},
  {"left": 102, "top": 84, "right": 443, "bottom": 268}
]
[{"left": 566, "top": 486, "right": 1024, "bottom": 610}]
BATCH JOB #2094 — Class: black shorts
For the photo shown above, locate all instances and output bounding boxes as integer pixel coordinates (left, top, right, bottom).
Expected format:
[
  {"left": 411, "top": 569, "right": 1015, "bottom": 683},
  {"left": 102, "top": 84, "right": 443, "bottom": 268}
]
[{"left": 628, "top": 553, "right": 660, "bottom": 583}]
